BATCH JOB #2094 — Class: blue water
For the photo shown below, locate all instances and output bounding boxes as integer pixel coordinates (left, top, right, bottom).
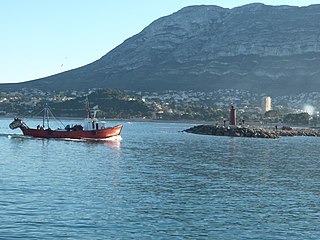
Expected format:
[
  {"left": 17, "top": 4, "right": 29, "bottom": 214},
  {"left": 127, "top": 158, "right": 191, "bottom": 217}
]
[{"left": 1, "top": 118, "right": 320, "bottom": 239}]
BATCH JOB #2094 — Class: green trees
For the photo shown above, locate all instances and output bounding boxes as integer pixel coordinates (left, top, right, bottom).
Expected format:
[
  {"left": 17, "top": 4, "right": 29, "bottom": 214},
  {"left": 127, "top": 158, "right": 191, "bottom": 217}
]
[
  {"left": 49, "top": 89, "right": 152, "bottom": 119},
  {"left": 283, "top": 113, "right": 310, "bottom": 125}
]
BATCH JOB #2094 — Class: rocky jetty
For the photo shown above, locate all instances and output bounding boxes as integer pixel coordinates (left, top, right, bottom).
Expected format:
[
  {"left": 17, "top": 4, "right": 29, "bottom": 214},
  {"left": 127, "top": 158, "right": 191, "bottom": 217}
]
[{"left": 183, "top": 125, "right": 320, "bottom": 139}]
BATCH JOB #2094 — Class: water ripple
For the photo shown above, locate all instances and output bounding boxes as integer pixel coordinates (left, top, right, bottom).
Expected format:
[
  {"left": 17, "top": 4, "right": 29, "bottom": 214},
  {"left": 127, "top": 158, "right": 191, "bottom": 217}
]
[{"left": 1, "top": 121, "right": 320, "bottom": 239}]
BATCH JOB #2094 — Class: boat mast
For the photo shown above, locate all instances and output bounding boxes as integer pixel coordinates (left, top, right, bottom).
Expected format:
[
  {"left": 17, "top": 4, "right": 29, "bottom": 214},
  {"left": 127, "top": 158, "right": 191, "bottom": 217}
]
[
  {"left": 46, "top": 104, "right": 50, "bottom": 129},
  {"left": 42, "top": 108, "right": 45, "bottom": 128},
  {"left": 42, "top": 103, "right": 50, "bottom": 129},
  {"left": 86, "top": 97, "right": 92, "bottom": 119}
]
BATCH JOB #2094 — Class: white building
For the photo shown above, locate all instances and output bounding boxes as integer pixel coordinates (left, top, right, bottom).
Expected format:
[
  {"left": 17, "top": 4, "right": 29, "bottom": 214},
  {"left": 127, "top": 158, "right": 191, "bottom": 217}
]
[{"left": 262, "top": 96, "right": 272, "bottom": 113}]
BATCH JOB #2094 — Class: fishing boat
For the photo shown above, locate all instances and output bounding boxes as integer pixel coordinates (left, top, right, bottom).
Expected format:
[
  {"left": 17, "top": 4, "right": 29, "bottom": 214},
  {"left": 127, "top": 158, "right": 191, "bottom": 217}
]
[{"left": 9, "top": 102, "right": 123, "bottom": 140}]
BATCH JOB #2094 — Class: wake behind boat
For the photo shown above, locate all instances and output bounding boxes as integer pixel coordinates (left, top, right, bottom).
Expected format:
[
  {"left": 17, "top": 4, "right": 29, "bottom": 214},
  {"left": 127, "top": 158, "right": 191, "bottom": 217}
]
[{"left": 9, "top": 102, "right": 123, "bottom": 140}]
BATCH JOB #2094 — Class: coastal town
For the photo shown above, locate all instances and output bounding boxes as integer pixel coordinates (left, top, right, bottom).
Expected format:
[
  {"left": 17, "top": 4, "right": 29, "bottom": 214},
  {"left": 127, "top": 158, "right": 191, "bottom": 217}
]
[{"left": 1, "top": 88, "right": 319, "bottom": 126}]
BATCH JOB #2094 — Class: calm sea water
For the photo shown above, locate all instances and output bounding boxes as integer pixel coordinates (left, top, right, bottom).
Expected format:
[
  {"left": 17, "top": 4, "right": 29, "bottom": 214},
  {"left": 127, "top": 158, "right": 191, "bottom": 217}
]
[{"left": 1, "top": 117, "right": 320, "bottom": 239}]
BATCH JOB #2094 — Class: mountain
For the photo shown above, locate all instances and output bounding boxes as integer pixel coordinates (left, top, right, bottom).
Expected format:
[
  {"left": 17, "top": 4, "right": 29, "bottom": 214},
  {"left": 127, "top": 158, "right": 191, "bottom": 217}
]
[{"left": 3, "top": 3, "right": 320, "bottom": 95}]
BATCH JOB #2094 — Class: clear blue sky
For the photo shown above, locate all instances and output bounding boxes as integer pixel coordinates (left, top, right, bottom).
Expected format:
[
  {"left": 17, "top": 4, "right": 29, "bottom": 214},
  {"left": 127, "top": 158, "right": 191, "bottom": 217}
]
[{"left": 1, "top": 0, "right": 319, "bottom": 84}]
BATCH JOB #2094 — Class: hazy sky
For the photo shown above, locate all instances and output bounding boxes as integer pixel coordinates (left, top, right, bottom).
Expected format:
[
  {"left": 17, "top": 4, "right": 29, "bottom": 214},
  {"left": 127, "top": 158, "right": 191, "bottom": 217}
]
[{"left": 1, "top": 0, "right": 319, "bottom": 84}]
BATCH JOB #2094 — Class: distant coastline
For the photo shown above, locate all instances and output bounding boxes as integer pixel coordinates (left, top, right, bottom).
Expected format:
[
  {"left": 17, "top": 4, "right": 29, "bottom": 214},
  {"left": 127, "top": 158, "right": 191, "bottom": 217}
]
[
  {"left": 0, "top": 115, "right": 213, "bottom": 125},
  {"left": 1, "top": 115, "right": 316, "bottom": 127}
]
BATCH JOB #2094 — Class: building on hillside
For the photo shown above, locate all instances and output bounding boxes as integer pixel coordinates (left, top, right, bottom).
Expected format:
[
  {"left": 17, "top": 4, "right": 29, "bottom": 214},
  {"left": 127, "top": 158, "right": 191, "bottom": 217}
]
[{"left": 262, "top": 96, "right": 272, "bottom": 113}]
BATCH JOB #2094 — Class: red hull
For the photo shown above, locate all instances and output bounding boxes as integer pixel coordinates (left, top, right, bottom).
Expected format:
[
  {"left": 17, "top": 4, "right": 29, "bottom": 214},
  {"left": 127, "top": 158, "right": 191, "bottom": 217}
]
[{"left": 21, "top": 125, "right": 123, "bottom": 140}]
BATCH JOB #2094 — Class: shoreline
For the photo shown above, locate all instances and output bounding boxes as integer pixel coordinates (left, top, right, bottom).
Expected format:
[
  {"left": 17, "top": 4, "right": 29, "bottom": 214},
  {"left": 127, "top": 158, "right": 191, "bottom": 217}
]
[
  {"left": 2, "top": 115, "right": 318, "bottom": 130},
  {"left": 1, "top": 115, "right": 213, "bottom": 125}
]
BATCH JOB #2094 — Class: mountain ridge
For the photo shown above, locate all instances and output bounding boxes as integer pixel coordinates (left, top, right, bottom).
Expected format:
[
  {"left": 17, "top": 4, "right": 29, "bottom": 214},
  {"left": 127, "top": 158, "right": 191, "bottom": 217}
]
[{"left": 2, "top": 3, "right": 320, "bottom": 95}]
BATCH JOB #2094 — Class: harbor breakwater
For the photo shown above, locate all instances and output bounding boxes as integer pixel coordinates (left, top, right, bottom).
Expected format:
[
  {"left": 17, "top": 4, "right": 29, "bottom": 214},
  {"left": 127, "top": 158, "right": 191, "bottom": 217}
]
[{"left": 183, "top": 125, "right": 320, "bottom": 139}]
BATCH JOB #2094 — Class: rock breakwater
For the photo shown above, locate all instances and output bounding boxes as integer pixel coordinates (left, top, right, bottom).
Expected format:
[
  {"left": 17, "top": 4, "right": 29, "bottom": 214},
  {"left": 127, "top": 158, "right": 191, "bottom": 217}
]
[{"left": 183, "top": 125, "right": 320, "bottom": 139}]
